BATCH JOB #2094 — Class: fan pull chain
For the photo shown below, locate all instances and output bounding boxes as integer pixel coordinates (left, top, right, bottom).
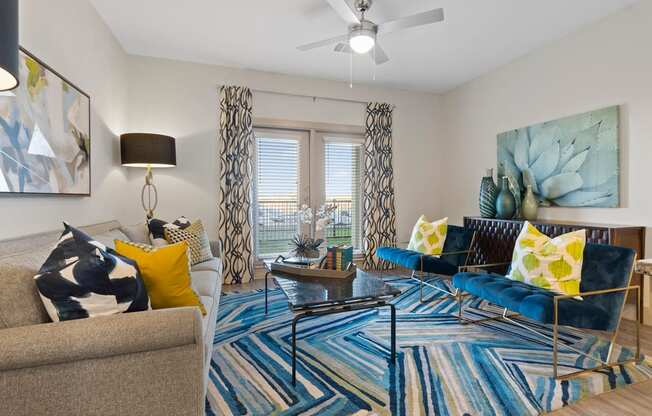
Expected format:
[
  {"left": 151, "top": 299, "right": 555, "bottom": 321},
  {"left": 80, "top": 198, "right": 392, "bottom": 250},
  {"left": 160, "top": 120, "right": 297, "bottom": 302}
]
[
  {"left": 372, "top": 46, "right": 376, "bottom": 81},
  {"left": 349, "top": 48, "right": 353, "bottom": 88}
]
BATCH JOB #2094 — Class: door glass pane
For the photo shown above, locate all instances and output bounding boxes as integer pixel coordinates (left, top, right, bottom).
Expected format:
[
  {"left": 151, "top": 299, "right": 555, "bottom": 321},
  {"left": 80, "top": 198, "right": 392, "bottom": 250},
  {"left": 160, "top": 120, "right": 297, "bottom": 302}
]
[
  {"left": 255, "top": 137, "right": 300, "bottom": 257},
  {"left": 324, "top": 139, "right": 363, "bottom": 249}
]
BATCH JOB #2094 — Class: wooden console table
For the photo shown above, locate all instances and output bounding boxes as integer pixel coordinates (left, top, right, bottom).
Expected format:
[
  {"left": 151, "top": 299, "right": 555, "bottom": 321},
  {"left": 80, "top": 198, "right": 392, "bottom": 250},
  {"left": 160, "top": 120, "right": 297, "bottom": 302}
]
[
  {"left": 635, "top": 260, "right": 652, "bottom": 325},
  {"left": 463, "top": 217, "right": 646, "bottom": 315}
]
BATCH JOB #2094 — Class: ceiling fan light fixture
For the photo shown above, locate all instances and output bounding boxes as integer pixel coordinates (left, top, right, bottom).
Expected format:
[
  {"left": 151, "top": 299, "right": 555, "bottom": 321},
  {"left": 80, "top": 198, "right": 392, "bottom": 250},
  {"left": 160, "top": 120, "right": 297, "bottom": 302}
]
[{"left": 349, "top": 22, "right": 376, "bottom": 54}]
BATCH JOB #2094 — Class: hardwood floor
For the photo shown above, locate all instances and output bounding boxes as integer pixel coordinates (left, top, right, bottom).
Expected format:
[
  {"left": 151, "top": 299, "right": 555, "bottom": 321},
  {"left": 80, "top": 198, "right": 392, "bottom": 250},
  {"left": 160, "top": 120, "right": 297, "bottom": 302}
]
[
  {"left": 224, "top": 276, "right": 652, "bottom": 415},
  {"left": 551, "top": 317, "right": 652, "bottom": 416}
]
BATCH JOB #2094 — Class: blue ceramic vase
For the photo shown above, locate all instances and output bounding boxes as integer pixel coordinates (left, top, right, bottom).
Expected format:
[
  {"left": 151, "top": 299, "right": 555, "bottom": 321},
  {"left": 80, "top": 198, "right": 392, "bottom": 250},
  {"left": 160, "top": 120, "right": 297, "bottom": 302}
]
[
  {"left": 479, "top": 168, "right": 498, "bottom": 218},
  {"left": 495, "top": 176, "right": 516, "bottom": 219}
]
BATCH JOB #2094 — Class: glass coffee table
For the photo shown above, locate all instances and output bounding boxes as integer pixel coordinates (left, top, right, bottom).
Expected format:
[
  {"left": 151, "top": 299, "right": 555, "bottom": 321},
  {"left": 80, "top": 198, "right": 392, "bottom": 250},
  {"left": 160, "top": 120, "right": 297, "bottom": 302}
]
[{"left": 264, "top": 261, "right": 401, "bottom": 385}]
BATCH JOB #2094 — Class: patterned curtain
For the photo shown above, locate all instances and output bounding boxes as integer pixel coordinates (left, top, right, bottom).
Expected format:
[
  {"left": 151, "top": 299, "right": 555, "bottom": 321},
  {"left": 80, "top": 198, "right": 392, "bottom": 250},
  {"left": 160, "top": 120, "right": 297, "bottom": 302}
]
[
  {"left": 218, "top": 86, "right": 255, "bottom": 284},
  {"left": 363, "top": 102, "right": 397, "bottom": 270}
]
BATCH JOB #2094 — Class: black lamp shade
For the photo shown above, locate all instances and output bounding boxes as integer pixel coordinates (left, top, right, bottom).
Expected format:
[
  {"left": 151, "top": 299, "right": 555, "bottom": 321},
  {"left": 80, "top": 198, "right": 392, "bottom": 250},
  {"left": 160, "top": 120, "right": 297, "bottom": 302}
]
[
  {"left": 0, "top": 0, "right": 19, "bottom": 91},
  {"left": 120, "top": 133, "right": 176, "bottom": 168}
]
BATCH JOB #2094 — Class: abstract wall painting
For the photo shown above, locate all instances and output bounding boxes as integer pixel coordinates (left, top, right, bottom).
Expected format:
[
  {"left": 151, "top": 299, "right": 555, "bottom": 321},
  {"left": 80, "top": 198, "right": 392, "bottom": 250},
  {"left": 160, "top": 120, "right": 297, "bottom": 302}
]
[
  {"left": 0, "top": 48, "right": 90, "bottom": 196},
  {"left": 497, "top": 106, "right": 619, "bottom": 208}
]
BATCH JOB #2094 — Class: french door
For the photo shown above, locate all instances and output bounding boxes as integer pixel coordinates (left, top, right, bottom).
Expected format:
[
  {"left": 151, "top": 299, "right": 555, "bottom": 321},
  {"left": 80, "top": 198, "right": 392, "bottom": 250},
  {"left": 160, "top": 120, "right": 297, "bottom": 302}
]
[
  {"left": 253, "top": 127, "right": 364, "bottom": 258},
  {"left": 253, "top": 128, "right": 309, "bottom": 258}
]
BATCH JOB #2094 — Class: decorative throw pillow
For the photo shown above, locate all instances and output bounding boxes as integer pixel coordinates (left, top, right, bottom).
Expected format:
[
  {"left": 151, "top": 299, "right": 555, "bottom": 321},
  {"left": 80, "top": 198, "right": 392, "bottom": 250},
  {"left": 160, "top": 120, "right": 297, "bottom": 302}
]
[
  {"left": 164, "top": 220, "right": 213, "bottom": 265},
  {"left": 114, "top": 240, "right": 206, "bottom": 315},
  {"left": 507, "top": 221, "right": 586, "bottom": 297},
  {"left": 147, "top": 216, "right": 192, "bottom": 246},
  {"left": 34, "top": 223, "right": 150, "bottom": 322},
  {"left": 407, "top": 216, "right": 448, "bottom": 256}
]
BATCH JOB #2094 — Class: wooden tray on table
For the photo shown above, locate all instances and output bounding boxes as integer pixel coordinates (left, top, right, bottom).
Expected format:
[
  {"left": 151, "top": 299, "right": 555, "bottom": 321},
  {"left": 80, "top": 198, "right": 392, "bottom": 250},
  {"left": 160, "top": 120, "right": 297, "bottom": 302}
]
[{"left": 269, "top": 255, "right": 356, "bottom": 279}]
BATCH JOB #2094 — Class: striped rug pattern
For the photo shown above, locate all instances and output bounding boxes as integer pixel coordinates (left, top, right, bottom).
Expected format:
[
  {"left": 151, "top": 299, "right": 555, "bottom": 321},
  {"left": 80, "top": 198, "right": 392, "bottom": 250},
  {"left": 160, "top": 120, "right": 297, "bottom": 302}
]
[{"left": 206, "top": 277, "right": 652, "bottom": 415}]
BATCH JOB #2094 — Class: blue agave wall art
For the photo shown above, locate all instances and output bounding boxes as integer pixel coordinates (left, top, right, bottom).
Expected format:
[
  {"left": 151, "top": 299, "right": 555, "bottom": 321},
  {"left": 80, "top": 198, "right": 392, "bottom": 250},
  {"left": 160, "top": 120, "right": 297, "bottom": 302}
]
[{"left": 497, "top": 106, "right": 619, "bottom": 208}]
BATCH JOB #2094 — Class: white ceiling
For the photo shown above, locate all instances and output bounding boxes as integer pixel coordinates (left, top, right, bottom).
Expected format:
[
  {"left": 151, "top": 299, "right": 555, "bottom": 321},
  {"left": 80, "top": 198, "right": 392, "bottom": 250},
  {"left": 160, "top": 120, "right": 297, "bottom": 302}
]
[{"left": 90, "top": 0, "right": 638, "bottom": 93}]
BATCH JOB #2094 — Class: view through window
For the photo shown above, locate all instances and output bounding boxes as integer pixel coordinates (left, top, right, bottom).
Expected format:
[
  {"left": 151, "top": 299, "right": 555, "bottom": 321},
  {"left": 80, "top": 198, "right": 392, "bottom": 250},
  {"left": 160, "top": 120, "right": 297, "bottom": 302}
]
[
  {"left": 324, "top": 139, "right": 362, "bottom": 249},
  {"left": 254, "top": 128, "right": 363, "bottom": 258},
  {"left": 254, "top": 135, "right": 301, "bottom": 257}
]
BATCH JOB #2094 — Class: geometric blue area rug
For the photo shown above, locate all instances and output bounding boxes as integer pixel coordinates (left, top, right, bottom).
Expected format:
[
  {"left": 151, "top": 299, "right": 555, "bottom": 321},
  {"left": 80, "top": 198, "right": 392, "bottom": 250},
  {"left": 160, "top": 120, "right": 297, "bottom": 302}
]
[{"left": 206, "top": 277, "right": 652, "bottom": 415}]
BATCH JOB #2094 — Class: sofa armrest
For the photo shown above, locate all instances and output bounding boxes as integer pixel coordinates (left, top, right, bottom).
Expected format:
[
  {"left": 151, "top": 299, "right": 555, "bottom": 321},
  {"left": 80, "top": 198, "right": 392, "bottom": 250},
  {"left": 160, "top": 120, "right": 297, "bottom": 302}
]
[
  {"left": 210, "top": 239, "right": 222, "bottom": 259},
  {"left": 0, "top": 307, "right": 202, "bottom": 372}
]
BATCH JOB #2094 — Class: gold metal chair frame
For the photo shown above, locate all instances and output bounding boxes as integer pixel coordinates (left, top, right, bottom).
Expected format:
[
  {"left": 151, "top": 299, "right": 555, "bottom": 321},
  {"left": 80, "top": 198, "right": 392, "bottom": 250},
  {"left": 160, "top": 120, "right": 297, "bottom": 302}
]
[
  {"left": 410, "top": 232, "right": 478, "bottom": 303},
  {"left": 455, "top": 262, "right": 642, "bottom": 380}
]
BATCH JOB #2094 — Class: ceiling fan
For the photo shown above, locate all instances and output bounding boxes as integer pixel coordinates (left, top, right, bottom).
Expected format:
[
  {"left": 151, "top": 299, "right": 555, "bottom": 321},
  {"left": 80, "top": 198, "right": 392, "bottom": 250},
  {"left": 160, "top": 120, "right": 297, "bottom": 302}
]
[{"left": 297, "top": 0, "right": 444, "bottom": 65}]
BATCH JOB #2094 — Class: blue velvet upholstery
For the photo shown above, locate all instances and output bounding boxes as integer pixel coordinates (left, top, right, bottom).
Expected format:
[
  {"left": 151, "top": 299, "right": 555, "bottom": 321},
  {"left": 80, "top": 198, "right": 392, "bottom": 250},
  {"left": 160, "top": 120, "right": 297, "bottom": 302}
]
[
  {"left": 452, "top": 243, "right": 636, "bottom": 331},
  {"left": 441, "top": 225, "right": 475, "bottom": 269},
  {"left": 376, "top": 247, "right": 459, "bottom": 275},
  {"left": 376, "top": 225, "right": 475, "bottom": 276}
]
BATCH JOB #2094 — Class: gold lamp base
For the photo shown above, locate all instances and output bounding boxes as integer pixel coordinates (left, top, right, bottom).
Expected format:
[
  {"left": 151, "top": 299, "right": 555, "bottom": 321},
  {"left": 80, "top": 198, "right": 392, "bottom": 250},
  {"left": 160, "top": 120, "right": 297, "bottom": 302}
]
[{"left": 141, "top": 166, "right": 158, "bottom": 219}]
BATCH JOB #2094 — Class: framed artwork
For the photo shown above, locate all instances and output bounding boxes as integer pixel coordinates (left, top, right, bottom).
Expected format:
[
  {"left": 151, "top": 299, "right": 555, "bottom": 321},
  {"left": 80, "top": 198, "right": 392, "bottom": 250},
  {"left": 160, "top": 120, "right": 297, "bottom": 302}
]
[
  {"left": 0, "top": 48, "right": 91, "bottom": 196},
  {"left": 497, "top": 105, "right": 619, "bottom": 208}
]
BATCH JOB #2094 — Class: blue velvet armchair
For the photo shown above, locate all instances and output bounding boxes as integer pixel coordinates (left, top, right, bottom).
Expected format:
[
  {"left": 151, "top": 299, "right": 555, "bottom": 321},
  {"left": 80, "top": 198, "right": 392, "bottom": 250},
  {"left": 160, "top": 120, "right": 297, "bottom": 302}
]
[
  {"left": 377, "top": 225, "right": 476, "bottom": 301},
  {"left": 452, "top": 243, "right": 641, "bottom": 380}
]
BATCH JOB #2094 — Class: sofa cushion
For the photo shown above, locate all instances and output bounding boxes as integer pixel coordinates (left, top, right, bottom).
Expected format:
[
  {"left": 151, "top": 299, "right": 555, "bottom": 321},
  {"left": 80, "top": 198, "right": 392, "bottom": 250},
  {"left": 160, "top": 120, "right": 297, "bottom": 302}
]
[
  {"left": 191, "top": 258, "right": 221, "bottom": 274},
  {"left": 191, "top": 269, "right": 220, "bottom": 298},
  {"left": 34, "top": 224, "right": 150, "bottom": 322},
  {"left": 453, "top": 272, "right": 611, "bottom": 331},
  {"left": 120, "top": 223, "right": 150, "bottom": 244},
  {"left": 0, "top": 246, "right": 53, "bottom": 328},
  {"left": 376, "top": 247, "right": 458, "bottom": 276},
  {"left": 92, "top": 229, "right": 129, "bottom": 250}
]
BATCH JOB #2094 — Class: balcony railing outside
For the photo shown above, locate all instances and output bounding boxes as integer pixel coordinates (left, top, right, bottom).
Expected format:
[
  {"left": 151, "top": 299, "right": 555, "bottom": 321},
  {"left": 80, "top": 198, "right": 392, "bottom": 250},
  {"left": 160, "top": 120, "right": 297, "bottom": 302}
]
[
  {"left": 256, "top": 198, "right": 354, "bottom": 256},
  {"left": 324, "top": 198, "right": 355, "bottom": 247}
]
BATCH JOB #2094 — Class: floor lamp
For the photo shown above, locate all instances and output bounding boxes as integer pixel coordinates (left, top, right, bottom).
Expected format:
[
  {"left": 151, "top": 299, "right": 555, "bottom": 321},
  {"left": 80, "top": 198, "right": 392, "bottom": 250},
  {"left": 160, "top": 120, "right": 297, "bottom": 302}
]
[{"left": 120, "top": 133, "right": 176, "bottom": 219}]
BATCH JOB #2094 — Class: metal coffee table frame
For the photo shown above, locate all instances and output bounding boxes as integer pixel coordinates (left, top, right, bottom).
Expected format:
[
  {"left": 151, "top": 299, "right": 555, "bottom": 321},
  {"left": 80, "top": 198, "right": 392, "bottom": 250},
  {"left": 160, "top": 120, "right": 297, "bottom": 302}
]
[{"left": 264, "top": 272, "right": 398, "bottom": 386}]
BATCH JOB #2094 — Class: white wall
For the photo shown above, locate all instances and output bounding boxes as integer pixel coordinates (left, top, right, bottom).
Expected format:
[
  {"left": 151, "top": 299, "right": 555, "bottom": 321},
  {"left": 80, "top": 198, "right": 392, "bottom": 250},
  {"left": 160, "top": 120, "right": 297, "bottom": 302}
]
[
  {"left": 125, "top": 56, "right": 443, "bottom": 241},
  {"left": 0, "top": 0, "right": 130, "bottom": 239},
  {"left": 441, "top": 0, "right": 652, "bottom": 251}
]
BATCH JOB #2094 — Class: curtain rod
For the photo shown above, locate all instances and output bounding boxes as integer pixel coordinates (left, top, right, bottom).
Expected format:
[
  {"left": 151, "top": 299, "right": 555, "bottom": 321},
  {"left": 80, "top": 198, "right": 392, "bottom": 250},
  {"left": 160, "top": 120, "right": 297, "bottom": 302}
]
[{"left": 218, "top": 85, "right": 395, "bottom": 108}]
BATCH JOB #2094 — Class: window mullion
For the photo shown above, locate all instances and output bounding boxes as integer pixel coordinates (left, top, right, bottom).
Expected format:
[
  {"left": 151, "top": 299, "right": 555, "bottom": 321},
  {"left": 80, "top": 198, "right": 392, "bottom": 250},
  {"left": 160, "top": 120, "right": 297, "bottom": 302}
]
[{"left": 299, "top": 131, "right": 311, "bottom": 237}]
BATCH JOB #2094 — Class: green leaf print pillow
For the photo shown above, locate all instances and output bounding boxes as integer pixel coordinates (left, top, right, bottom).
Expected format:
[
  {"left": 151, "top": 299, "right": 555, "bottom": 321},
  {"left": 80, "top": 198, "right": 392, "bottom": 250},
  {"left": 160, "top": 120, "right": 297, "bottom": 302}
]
[
  {"left": 407, "top": 216, "right": 448, "bottom": 256},
  {"left": 507, "top": 221, "right": 586, "bottom": 298}
]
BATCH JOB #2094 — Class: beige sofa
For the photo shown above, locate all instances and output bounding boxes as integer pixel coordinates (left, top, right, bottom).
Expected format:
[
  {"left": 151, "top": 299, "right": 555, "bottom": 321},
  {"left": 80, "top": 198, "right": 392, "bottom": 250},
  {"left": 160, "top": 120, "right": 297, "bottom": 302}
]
[{"left": 0, "top": 221, "right": 223, "bottom": 416}]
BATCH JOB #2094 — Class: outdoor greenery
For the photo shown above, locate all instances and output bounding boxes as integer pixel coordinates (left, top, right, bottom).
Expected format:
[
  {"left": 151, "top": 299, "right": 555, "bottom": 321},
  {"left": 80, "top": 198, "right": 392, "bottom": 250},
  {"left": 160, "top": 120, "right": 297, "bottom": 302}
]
[{"left": 258, "top": 226, "right": 352, "bottom": 256}]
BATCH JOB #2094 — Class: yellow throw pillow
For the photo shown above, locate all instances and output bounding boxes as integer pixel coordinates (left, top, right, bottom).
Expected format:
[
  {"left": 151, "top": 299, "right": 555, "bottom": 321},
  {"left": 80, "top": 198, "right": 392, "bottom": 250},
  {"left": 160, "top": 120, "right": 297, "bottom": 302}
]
[
  {"left": 114, "top": 240, "right": 206, "bottom": 315},
  {"left": 407, "top": 216, "right": 448, "bottom": 256},
  {"left": 507, "top": 222, "right": 586, "bottom": 298}
]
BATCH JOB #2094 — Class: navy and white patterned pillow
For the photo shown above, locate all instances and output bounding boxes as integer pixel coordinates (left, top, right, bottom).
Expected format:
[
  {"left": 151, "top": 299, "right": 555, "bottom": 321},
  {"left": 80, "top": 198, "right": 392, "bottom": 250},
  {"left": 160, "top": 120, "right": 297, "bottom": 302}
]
[
  {"left": 147, "top": 216, "right": 191, "bottom": 246},
  {"left": 34, "top": 223, "right": 150, "bottom": 322}
]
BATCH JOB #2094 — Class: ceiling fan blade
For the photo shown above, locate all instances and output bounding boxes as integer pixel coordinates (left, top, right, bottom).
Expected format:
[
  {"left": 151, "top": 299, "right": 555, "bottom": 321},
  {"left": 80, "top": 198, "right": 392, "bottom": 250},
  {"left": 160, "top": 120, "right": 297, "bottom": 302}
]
[
  {"left": 297, "top": 34, "right": 349, "bottom": 51},
  {"left": 373, "top": 44, "right": 390, "bottom": 65},
  {"left": 378, "top": 8, "right": 444, "bottom": 34},
  {"left": 325, "top": 0, "right": 360, "bottom": 25},
  {"left": 333, "top": 43, "right": 353, "bottom": 53}
]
